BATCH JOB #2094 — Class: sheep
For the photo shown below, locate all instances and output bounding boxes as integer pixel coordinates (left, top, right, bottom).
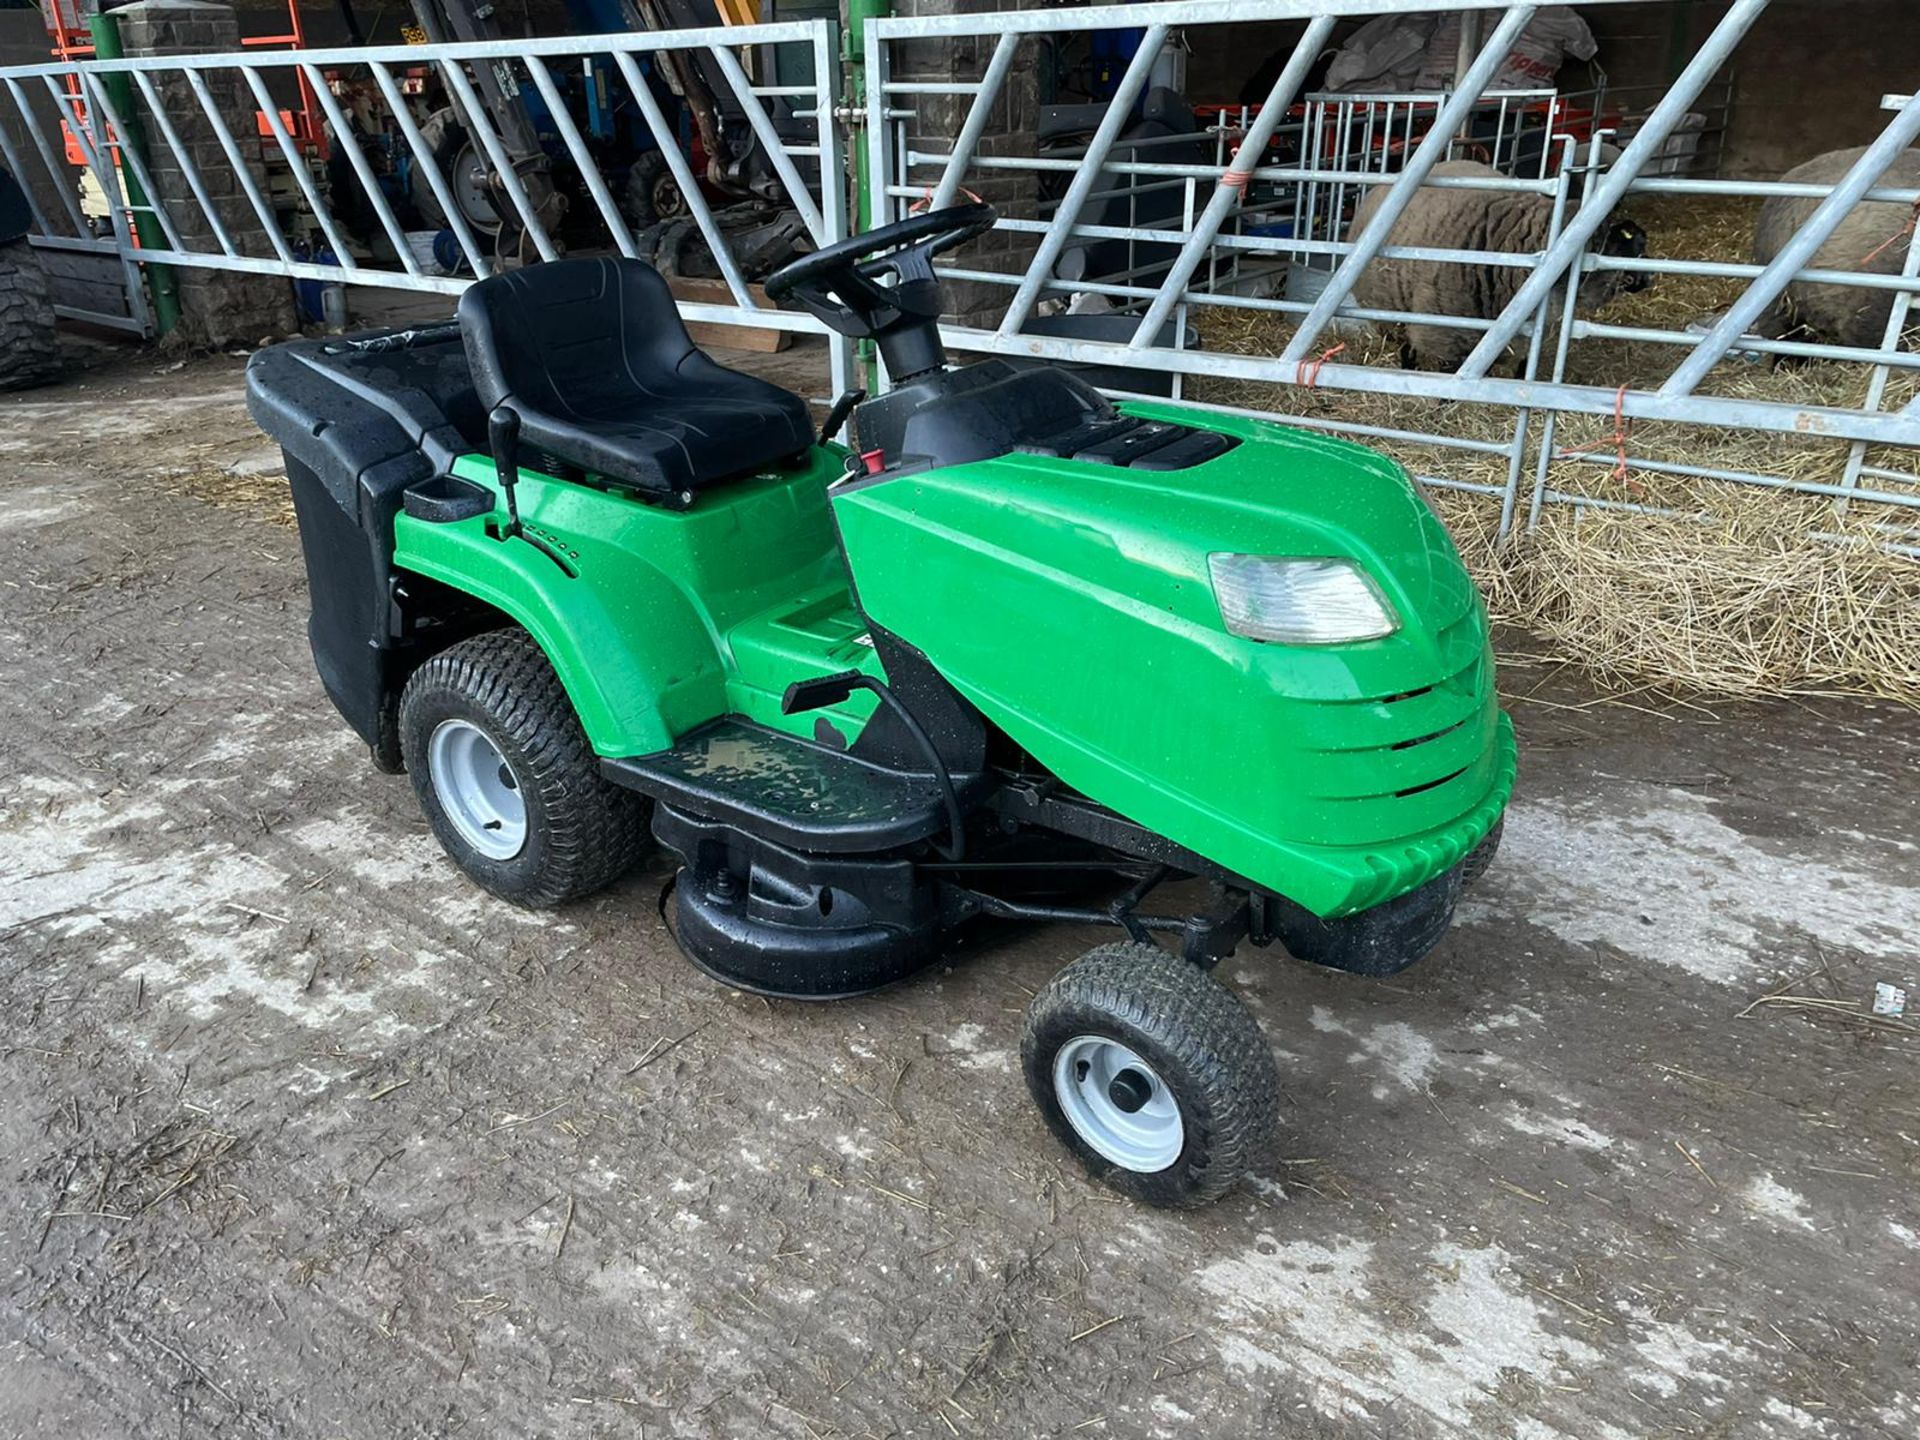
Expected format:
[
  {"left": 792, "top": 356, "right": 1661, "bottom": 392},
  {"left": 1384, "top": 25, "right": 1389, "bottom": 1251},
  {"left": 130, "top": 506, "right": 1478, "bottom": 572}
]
[
  {"left": 1345, "top": 159, "right": 1648, "bottom": 371},
  {"left": 1752, "top": 145, "right": 1920, "bottom": 350}
]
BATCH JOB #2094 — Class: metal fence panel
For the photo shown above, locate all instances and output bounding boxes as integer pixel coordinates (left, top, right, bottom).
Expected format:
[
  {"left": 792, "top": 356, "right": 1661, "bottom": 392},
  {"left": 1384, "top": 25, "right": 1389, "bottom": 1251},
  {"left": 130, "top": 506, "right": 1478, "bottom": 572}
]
[
  {"left": 0, "top": 21, "right": 851, "bottom": 383},
  {"left": 2, "top": 0, "right": 1917, "bottom": 548},
  {"left": 866, "top": 0, "right": 1920, "bottom": 539}
]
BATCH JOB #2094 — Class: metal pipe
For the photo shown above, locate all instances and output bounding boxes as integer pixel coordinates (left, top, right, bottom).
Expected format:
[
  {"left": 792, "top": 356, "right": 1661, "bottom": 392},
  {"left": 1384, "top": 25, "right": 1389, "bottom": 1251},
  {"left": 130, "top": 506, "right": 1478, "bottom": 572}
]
[
  {"left": 74, "top": 68, "right": 187, "bottom": 255},
  {"left": 1554, "top": 448, "right": 1920, "bottom": 510},
  {"left": 437, "top": 60, "right": 558, "bottom": 263},
  {"left": 300, "top": 61, "right": 417, "bottom": 274},
  {"left": 1660, "top": 90, "right": 1920, "bottom": 397},
  {"left": 1126, "top": 13, "right": 1335, "bottom": 348},
  {"left": 87, "top": 15, "right": 179, "bottom": 333},
  {"left": 810, "top": 18, "right": 854, "bottom": 399},
  {"left": 1579, "top": 318, "right": 1920, "bottom": 369},
  {"left": 1837, "top": 126, "right": 1920, "bottom": 511},
  {"left": 937, "top": 262, "right": 1508, "bottom": 331},
  {"left": 2, "top": 76, "right": 90, "bottom": 238},
  {"left": 0, "top": 23, "right": 830, "bottom": 80},
  {"left": 705, "top": 44, "right": 827, "bottom": 242},
  {"left": 928, "top": 31, "right": 1020, "bottom": 211},
  {"left": 994, "top": 23, "right": 1170, "bottom": 337},
  {"left": 38, "top": 71, "right": 153, "bottom": 334},
  {"left": 609, "top": 49, "right": 755, "bottom": 307},
  {"left": 928, "top": 319, "right": 1920, "bottom": 447},
  {"left": 1459, "top": 0, "right": 1769, "bottom": 375},
  {"left": 128, "top": 69, "right": 239, "bottom": 258},
  {"left": 871, "top": 0, "right": 1591, "bottom": 41},
  {"left": 1500, "top": 137, "right": 1579, "bottom": 533},
  {"left": 523, "top": 55, "right": 636, "bottom": 260},
  {"left": 240, "top": 66, "right": 357, "bottom": 267},
  {"left": 368, "top": 61, "right": 491, "bottom": 278},
  {"left": 907, "top": 148, "right": 1577, "bottom": 190},
  {"left": 181, "top": 67, "right": 294, "bottom": 264},
  {"left": 1529, "top": 130, "right": 1604, "bottom": 530},
  {"left": 1278, "top": 4, "right": 1539, "bottom": 365}
]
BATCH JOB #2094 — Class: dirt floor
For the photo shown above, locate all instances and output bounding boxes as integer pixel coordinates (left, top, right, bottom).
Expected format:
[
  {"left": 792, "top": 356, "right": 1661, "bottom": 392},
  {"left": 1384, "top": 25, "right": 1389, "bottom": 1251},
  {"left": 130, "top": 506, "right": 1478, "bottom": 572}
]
[{"left": 4, "top": 326, "right": 1920, "bottom": 1440}]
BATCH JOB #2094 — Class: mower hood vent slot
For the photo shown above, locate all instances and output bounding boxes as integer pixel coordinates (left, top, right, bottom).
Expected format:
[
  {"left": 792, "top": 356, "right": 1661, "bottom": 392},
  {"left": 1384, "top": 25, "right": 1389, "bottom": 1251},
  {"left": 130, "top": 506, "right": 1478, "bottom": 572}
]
[{"left": 1395, "top": 766, "right": 1470, "bottom": 800}]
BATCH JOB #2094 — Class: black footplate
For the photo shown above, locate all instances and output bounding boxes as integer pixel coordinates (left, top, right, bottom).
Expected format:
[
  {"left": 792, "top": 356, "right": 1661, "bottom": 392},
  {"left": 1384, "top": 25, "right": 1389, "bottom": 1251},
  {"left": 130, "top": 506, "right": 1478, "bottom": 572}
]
[
  {"left": 602, "top": 719, "right": 960, "bottom": 852},
  {"left": 1019, "top": 415, "right": 1236, "bottom": 471}
]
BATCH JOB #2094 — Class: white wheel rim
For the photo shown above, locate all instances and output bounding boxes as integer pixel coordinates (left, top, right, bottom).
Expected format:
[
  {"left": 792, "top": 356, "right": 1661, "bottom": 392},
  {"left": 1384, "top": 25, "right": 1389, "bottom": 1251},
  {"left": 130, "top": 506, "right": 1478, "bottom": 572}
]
[
  {"left": 427, "top": 719, "right": 527, "bottom": 860},
  {"left": 1052, "top": 1035, "right": 1184, "bottom": 1173},
  {"left": 451, "top": 144, "right": 495, "bottom": 230}
]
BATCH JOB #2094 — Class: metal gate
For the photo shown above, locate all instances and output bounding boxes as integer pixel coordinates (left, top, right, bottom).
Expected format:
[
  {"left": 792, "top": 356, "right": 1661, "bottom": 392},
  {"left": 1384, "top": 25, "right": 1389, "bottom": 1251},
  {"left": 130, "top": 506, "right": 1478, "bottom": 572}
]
[
  {"left": 3, "top": 1, "right": 1917, "bottom": 546},
  {"left": 0, "top": 20, "right": 854, "bottom": 391},
  {"left": 862, "top": 0, "right": 1920, "bottom": 544}
]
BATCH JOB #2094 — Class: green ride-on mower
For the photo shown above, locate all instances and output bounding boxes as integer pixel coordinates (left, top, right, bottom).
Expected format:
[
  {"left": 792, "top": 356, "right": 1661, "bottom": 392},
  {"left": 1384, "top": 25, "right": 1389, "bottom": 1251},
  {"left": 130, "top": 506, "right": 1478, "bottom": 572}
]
[{"left": 247, "top": 203, "right": 1514, "bottom": 1206}]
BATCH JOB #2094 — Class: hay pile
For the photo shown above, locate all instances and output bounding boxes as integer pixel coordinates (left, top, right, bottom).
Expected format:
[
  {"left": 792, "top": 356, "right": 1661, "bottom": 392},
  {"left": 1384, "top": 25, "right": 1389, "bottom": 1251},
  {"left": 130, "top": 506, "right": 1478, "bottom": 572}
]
[
  {"left": 1184, "top": 192, "right": 1920, "bottom": 705},
  {"left": 173, "top": 463, "right": 298, "bottom": 529},
  {"left": 1433, "top": 490, "right": 1920, "bottom": 702}
]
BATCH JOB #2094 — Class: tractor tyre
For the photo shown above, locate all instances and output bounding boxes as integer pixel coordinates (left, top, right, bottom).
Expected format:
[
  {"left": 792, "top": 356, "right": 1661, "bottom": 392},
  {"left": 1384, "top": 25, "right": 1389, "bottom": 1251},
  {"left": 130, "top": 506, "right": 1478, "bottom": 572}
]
[
  {"left": 413, "top": 107, "right": 502, "bottom": 239},
  {"left": 1462, "top": 816, "right": 1504, "bottom": 887},
  {"left": 622, "top": 148, "right": 687, "bottom": 229},
  {"left": 1022, "top": 942, "right": 1280, "bottom": 1207},
  {"left": 399, "top": 629, "right": 649, "bottom": 908},
  {"left": 0, "top": 237, "right": 60, "bottom": 392}
]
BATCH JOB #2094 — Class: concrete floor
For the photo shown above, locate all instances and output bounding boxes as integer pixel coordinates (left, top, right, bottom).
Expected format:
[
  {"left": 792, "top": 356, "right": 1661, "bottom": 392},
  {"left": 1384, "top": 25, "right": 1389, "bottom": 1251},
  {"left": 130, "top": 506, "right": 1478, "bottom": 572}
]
[{"left": 2, "top": 332, "right": 1919, "bottom": 1440}]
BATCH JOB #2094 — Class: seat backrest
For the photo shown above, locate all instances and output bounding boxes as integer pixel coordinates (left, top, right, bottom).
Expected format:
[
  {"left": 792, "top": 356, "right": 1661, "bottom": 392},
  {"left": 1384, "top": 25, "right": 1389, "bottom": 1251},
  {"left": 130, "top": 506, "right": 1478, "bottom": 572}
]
[{"left": 458, "top": 257, "right": 697, "bottom": 419}]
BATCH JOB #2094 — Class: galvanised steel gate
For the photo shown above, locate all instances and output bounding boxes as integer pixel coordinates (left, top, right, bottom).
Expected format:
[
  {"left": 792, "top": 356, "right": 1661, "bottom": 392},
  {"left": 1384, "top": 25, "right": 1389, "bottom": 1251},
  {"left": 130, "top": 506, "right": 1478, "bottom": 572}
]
[
  {"left": 0, "top": 20, "right": 855, "bottom": 394},
  {"left": 3, "top": 1, "right": 1916, "bottom": 544},
  {"left": 862, "top": 0, "right": 1920, "bottom": 544}
]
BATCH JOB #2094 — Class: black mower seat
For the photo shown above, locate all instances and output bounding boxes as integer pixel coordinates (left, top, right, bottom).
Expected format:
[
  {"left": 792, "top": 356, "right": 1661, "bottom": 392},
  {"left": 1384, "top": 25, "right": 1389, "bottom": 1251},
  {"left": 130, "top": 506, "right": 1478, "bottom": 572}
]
[{"left": 458, "top": 257, "right": 814, "bottom": 501}]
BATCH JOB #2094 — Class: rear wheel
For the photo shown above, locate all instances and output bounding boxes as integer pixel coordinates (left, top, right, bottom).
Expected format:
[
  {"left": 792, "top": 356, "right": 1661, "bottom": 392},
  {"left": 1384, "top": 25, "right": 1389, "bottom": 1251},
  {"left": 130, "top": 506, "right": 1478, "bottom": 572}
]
[
  {"left": 1022, "top": 942, "right": 1280, "bottom": 1207},
  {"left": 399, "top": 629, "right": 649, "bottom": 907},
  {"left": 0, "top": 237, "right": 59, "bottom": 392}
]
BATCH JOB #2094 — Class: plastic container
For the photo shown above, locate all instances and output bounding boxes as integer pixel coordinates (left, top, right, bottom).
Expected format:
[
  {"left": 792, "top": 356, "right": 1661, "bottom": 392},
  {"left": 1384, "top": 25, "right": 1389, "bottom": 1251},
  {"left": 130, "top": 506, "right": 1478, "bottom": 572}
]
[{"left": 404, "top": 229, "right": 446, "bottom": 277}]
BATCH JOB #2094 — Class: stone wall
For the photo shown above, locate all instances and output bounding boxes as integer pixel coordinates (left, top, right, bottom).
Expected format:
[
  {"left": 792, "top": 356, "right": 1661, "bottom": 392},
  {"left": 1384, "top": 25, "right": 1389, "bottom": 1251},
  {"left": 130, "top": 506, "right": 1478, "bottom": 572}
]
[
  {"left": 114, "top": 0, "right": 294, "bottom": 344},
  {"left": 886, "top": 0, "right": 1040, "bottom": 329}
]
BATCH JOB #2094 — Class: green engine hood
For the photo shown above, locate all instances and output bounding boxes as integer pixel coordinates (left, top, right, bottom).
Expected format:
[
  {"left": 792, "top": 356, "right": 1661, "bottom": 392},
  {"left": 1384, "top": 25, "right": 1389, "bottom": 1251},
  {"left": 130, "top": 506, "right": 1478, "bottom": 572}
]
[{"left": 831, "top": 403, "right": 1511, "bottom": 918}]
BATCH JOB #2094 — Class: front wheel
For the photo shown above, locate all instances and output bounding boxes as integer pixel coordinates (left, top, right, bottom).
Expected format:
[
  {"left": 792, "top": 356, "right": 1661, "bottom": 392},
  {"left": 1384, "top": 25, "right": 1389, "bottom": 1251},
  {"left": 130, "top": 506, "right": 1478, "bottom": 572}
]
[
  {"left": 399, "top": 629, "right": 650, "bottom": 907},
  {"left": 1022, "top": 942, "right": 1280, "bottom": 1207},
  {"left": 1462, "top": 816, "right": 1504, "bottom": 887}
]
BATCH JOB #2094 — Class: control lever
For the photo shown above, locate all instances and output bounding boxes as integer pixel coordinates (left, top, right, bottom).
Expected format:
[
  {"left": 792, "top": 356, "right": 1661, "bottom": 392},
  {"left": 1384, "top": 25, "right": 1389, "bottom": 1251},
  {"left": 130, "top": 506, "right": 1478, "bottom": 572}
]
[
  {"left": 818, "top": 387, "right": 867, "bottom": 447},
  {"left": 488, "top": 406, "right": 525, "bottom": 538},
  {"left": 487, "top": 405, "right": 574, "bottom": 576}
]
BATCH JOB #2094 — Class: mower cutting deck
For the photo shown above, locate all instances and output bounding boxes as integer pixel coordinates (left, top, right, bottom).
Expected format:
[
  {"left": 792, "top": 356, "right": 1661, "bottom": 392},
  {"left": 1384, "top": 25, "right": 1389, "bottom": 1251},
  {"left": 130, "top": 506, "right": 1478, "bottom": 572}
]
[{"left": 247, "top": 203, "right": 1512, "bottom": 1206}]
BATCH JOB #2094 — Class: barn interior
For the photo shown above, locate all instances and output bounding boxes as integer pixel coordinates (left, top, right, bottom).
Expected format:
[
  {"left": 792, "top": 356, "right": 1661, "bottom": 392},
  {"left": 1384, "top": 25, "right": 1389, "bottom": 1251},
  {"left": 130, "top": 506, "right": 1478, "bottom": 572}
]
[{"left": 2, "top": 0, "right": 1917, "bottom": 700}]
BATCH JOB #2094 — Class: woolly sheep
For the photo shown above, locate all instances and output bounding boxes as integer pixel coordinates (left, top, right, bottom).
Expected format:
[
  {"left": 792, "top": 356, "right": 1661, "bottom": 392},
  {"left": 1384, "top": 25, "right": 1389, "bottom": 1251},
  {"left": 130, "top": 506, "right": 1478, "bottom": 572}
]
[
  {"left": 1752, "top": 145, "right": 1920, "bottom": 350},
  {"left": 1346, "top": 160, "right": 1648, "bottom": 371}
]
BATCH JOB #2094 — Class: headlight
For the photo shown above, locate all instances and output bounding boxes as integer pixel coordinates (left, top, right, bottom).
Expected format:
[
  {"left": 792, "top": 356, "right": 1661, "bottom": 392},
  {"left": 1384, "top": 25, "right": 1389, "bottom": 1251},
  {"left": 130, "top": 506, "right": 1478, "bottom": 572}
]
[{"left": 1207, "top": 554, "right": 1399, "bottom": 645}]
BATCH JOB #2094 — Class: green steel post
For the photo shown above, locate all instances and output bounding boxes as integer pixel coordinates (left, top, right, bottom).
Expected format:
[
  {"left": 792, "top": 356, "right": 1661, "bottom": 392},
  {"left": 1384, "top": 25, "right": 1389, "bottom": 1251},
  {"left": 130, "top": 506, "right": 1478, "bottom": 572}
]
[
  {"left": 89, "top": 12, "right": 180, "bottom": 336},
  {"left": 844, "top": 0, "right": 889, "bottom": 388}
]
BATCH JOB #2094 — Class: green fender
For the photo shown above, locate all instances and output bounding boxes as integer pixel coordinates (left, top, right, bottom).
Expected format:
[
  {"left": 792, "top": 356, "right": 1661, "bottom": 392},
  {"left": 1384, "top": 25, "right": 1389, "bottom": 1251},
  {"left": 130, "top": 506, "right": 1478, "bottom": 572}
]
[{"left": 393, "top": 449, "right": 850, "bottom": 757}]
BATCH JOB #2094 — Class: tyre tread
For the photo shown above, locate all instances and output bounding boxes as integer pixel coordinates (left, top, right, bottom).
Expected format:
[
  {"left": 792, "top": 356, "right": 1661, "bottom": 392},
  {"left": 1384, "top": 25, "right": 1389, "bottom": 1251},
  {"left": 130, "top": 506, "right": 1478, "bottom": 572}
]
[
  {"left": 401, "top": 628, "right": 648, "bottom": 906},
  {"left": 1023, "top": 942, "right": 1280, "bottom": 1206}
]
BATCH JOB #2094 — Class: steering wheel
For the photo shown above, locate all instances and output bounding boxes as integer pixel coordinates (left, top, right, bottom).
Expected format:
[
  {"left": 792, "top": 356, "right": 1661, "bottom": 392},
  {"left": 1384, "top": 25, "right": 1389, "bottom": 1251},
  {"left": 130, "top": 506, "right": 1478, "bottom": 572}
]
[{"left": 765, "top": 202, "right": 998, "bottom": 341}]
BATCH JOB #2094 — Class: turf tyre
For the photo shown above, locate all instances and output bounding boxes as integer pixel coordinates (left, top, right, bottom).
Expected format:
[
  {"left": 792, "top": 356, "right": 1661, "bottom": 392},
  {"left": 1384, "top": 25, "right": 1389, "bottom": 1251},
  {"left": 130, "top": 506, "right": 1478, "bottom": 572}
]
[
  {"left": 400, "top": 629, "right": 649, "bottom": 907},
  {"left": 1022, "top": 942, "right": 1280, "bottom": 1207},
  {"left": 1462, "top": 816, "right": 1503, "bottom": 887}
]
